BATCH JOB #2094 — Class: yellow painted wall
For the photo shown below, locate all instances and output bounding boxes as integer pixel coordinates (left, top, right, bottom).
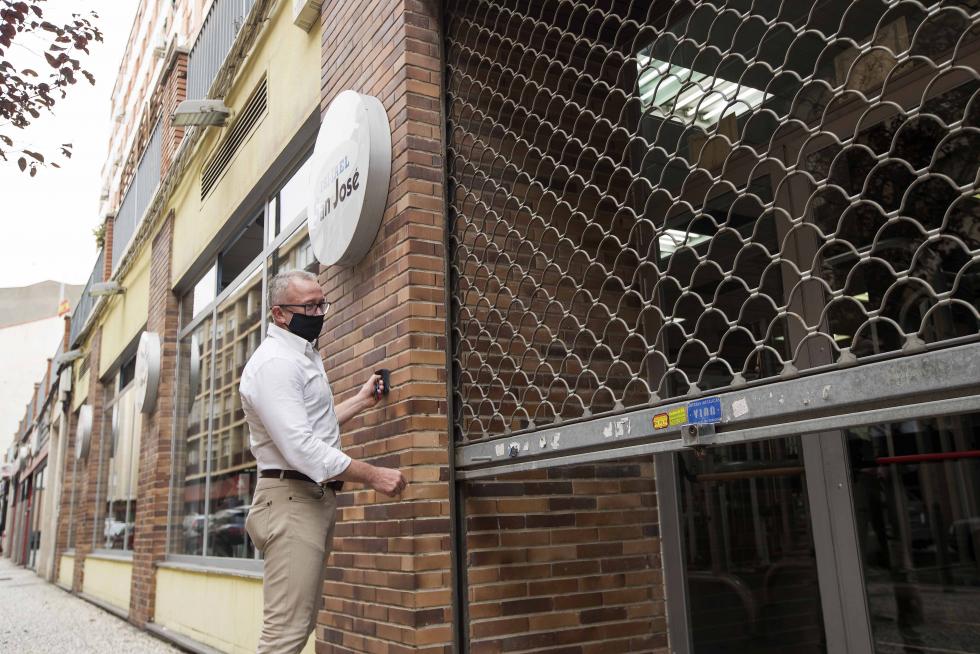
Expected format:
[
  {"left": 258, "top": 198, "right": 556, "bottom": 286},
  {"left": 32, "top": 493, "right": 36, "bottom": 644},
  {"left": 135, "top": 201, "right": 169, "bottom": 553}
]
[
  {"left": 72, "top": 367, "right": 89, "bottom": 412},
  {"left": 99, "top": 242, "right": 151, "bottom": 376},
  {"left": 58, "top": 553, "right": 74, "bottom": 588},
  {"left": 155, "top": 566, "right": 313, "bottom": 654},
  {"left": 170, "top": 0, "right": 321, "bottom": 285},
  {"left": 82, "top": 555, "right": 132, "bottom": 613}
]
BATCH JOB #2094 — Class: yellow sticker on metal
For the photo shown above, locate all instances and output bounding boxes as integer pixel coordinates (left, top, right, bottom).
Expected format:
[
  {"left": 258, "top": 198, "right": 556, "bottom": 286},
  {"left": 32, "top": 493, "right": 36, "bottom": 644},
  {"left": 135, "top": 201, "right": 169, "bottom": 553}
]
[
  {"left": 668, "top": 406, "right": 688, "bottom": 426},
  {"left": 653, "top": 413, "right": 669, "bottom": 429}
]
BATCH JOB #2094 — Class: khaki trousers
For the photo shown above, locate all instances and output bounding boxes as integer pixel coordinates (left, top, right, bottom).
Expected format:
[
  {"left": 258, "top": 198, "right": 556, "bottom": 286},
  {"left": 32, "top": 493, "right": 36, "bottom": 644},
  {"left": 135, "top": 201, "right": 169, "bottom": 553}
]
[{"left": 245, "top": 477, "right": 337, "bottom": 654}]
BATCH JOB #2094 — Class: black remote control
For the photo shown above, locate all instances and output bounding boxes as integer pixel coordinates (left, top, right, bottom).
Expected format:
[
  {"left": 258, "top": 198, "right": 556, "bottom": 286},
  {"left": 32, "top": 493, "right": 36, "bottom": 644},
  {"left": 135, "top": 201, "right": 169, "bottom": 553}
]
[{"left": 374, "top": 368, "right": 391, "bottom": 399}]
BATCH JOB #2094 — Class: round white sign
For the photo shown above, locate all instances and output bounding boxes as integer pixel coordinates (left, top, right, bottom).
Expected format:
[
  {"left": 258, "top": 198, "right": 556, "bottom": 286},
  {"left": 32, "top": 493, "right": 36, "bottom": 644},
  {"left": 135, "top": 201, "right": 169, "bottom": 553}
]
[
  {"left": 135, "top": 331, "right": 161, "bottom": 414},
  {"left": 76, "top": 404, "right": 93, "bottom": 461},
  {"left": 307, "top": 90, "right": 392, "bottom": 267}
]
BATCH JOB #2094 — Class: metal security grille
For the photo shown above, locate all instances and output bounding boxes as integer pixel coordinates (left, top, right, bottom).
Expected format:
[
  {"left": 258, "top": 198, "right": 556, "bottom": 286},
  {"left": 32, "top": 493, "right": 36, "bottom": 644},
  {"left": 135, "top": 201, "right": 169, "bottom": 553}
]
[
  {"left": 446, "top": 0, "right": 980, "bottom": 444},
  {"left": 69, "top": 248, "right": 105, "bottom": 347}
]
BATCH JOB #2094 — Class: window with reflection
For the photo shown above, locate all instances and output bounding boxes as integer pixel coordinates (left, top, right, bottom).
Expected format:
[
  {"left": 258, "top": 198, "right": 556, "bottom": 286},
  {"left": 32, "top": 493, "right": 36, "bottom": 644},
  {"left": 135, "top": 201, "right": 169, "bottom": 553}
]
[
  {"left": 678, "top": 437, "right": 825, "bottom": 653},
  {"left": 168, "top": 152, "right": 317, "bottom": 560},
  {"left": 95, "top": 357, "right": 142, "bottom": 551},
  {"left": 206, "top": 266, "right": 262, "bottom": 558},
  {"left": 270, "top": 224, "right": 316, "bottom": 277},
  {"left": 66, "top": 406, "right": 82, "bottom": 550},
  {"left": 268, "top": 154, "right": 312, "bottom": 244},
  {"left": 191, "top": 264, "right": 217, "bottom": 322},
  {"left": 278, "top": 155, "right": 312, "bottom": 230},
  {"left": 847, "top": 411, "right": 980, "bottom": 653},
  {"left": 170, "top": 303, "right": 212, "bottom": 556}
]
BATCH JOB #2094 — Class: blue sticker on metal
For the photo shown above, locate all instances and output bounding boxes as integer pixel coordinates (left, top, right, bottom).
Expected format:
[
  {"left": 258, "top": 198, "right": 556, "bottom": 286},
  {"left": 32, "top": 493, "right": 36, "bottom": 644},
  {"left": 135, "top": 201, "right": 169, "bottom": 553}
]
[{"left": 687, "top": 397, "right": 722, "bottom": 425}]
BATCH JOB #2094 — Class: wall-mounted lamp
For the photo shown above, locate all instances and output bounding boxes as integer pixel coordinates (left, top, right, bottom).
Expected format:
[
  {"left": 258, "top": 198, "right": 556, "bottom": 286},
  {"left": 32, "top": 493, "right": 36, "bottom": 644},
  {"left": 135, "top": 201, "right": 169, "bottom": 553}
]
[
  {"left": 89, "top": 281, "right": 125, "bottom": 297},
  {"left": 54, "top": 349, "right": 85, "bottom": 366},
  {"left": 172, "top": 99, "right": 231, "bottom": 127}
]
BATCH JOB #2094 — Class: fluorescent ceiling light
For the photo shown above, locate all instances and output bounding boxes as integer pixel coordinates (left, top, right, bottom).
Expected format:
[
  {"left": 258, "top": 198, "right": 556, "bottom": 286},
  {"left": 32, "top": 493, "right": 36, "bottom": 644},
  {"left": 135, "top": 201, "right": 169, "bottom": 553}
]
[
  {"left": 637, "top": 52, "right": 766, "bottom": 129},
  {"left": 659, "top": 228, "right": 711, "bottom": 256}
]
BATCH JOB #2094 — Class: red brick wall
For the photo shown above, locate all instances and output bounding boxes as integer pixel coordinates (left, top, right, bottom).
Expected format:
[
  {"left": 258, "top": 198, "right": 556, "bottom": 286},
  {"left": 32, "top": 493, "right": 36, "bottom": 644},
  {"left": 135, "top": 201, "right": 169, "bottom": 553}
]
[
  {"left": 129, "top": 213, "right": 179, "bottom": 626},
  {"left": 465, "top": 461, "right": 668, "bottom": 654},
  {"left": 160, "top": 53, "right": 187, "bottom": 179},
  {"left": 71, "top": 329, "right": 105, "bottom": 592},
  {"left": 317, "top": 0, "right": 453, "bottom": 651},
  {"left": 101, "top": 216, "right": 114, "bottom": 283}
]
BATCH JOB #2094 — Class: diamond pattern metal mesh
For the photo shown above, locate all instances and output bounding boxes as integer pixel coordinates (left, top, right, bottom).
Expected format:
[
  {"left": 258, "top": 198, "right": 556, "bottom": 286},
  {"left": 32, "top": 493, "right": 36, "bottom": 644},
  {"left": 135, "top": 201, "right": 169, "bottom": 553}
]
[{"left": 446, "top": 0, "right": 980, "bottom": 443}]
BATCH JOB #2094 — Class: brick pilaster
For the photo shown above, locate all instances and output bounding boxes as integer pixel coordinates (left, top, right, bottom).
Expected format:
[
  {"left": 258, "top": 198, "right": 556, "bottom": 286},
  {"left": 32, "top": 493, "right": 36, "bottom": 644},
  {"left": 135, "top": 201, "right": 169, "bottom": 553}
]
[
  {"left": 160, "top": 52, "right": 188, "bottom": 179},
  {"left": 318, "top": 1, "right": 453, "bottom": 651},
  {"left": 129, "top": 213, "right": 179, "bottom": 626},
  {"left": 62, "top": 315, "right": 71, "bottom": 351},
  {"left": 101, "top": 216, "right": 114, "bottom": 282},
  {"left": 55, "top": 312, "right": 72, "bottom": 563},
  {"left": 71, "top": 329, "right": 105, "bottom": 592}
]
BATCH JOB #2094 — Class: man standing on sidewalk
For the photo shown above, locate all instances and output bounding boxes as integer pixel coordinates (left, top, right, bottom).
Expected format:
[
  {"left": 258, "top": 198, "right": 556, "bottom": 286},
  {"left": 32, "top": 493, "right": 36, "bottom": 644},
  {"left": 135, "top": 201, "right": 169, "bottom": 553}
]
[{"left": 240, "top": 269, "right": 406, "bottom": 654}]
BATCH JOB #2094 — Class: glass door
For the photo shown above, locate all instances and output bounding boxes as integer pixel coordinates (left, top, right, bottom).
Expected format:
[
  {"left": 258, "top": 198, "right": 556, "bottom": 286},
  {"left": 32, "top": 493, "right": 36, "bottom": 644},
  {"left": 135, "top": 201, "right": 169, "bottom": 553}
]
[
  {"left": 675, "top": 437, "right": 826, "bottom": 653},
  {"left": 844, "top": 412, "right": 980, "bottom": 653},
  {"left": 661, "top": 412, "right": 980, "bottom": 654}
]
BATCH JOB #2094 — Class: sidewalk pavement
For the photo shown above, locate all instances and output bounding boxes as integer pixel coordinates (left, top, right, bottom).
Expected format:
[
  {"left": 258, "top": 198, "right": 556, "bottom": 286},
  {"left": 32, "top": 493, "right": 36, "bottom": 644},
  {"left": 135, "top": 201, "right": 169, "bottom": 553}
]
[{"left": 0, "top": 556, "right": 179, "bottom": 653}]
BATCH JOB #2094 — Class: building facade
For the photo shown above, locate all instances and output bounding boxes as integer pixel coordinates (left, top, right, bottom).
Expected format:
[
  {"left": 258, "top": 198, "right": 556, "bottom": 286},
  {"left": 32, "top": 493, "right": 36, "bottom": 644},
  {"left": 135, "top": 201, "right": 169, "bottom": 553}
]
[
  {"left": 4, "top": 1, "right": 978, "bottom": 653},
  {"left": 1, "top": 317, "right": 72, "bottom": 586}
]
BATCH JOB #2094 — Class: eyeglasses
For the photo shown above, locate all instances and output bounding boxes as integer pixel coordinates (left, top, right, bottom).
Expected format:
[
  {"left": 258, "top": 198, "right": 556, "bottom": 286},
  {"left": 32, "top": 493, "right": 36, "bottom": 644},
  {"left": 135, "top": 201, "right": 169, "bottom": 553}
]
[{"left": 276, "top": 300, "right": 330, "bottom": 316}]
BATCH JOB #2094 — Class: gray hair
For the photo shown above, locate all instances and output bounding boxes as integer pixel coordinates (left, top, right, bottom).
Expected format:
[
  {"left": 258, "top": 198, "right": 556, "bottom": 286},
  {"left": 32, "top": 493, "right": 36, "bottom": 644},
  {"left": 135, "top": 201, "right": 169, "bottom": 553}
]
[{"left": 268, "top": 269, "right": 318, "bottom": 307}]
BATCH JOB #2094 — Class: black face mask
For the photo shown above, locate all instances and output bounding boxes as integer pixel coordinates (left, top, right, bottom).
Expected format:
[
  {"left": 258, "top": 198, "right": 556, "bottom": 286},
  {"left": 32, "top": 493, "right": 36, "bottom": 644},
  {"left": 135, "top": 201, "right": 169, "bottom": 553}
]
[{"left": 286, "top": 312, "right": 324, "bottom": 343}]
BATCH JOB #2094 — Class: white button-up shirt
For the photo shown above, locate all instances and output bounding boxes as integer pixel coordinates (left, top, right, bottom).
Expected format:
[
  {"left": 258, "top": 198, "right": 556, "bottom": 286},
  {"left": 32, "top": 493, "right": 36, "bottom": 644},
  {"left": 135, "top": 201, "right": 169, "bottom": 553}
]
[{"left": 240, "top": 324, "right": 351, "bottom": 482}]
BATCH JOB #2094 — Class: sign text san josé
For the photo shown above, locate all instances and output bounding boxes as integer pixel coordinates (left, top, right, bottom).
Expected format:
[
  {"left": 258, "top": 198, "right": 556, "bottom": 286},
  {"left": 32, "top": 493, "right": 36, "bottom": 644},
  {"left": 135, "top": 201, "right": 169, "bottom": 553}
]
[{"left": 317, "top": 155, "right": 360, "bottom": 221}]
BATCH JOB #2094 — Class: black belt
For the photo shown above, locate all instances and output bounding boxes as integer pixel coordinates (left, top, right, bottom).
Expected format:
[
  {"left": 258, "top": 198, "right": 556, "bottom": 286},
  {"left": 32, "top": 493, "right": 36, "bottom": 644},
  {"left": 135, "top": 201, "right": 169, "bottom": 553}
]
[{"left": 260, "top": 469, "right": 343, "bottom": 492}]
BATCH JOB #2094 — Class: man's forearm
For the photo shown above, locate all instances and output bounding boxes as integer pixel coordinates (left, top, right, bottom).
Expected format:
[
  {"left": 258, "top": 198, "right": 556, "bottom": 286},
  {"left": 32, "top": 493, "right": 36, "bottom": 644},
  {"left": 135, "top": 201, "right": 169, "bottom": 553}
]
[
  {"left": 334, "top": 396, "right": 372, "bottom": 426},
  {"left": 334, "top": 458, "right": 379, "bottom": 484},
  {"left": 333, "top": 458, "right": 406, "bottom": 496}
]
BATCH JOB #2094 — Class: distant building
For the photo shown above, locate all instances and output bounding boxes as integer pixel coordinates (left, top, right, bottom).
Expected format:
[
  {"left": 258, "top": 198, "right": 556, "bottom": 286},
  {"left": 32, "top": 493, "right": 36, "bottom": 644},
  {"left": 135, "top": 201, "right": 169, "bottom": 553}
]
[{"left": 0, "top": 282, "right": 81, "bottom": 452}]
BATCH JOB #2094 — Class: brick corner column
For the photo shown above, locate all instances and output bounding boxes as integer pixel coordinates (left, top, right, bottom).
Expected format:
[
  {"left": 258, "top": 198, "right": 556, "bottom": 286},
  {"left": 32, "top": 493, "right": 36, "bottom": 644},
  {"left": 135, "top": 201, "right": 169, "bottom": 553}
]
[
  {"left": 72, "top": 328, "right": 106, "bottom": 593},
  {"left": 160, "top": 51, "right": 188, "bottom": 179},
  {"left": 101, "top": 215, "right": 114, "bottom": 282},
  {"left": 318, "top": 1, "right": 454, "bottom": 652},
  {"left": 129, "top": 211, "right": 179, "bottom": 627}
]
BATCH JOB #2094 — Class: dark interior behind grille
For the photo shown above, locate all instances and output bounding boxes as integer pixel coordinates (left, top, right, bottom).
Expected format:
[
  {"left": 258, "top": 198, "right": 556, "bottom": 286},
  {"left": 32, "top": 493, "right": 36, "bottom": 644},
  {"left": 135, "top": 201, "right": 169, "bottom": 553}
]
[{"left": 446, "top": 0, "right": 980, "bottom": 444}]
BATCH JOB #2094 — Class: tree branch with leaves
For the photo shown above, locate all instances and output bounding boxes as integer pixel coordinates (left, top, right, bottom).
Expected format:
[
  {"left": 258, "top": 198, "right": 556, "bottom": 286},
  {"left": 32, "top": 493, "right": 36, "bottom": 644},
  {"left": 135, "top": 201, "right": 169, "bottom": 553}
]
[{"left": 0, "top": 0, "right": 102, "bottom": 175}]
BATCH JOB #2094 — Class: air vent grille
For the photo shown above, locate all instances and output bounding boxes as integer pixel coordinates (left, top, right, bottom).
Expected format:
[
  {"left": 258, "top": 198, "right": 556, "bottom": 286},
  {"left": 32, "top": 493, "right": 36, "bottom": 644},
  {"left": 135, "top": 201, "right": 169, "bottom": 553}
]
[{"left": 201, "top": 78, "right": 267, "bottom": 200}]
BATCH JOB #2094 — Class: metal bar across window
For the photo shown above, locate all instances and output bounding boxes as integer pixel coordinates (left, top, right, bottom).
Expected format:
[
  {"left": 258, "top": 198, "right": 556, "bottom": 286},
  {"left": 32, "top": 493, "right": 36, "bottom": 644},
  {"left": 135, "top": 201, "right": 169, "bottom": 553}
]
[{"left": 456, "top": 342, "right": 980, "bottom": 476}]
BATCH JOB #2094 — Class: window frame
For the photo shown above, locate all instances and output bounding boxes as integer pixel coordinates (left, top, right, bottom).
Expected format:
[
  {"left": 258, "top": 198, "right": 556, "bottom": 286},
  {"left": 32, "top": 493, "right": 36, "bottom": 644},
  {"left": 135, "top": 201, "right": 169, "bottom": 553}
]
[
  {"left": 91, "top": 362, "right": 142, "bottom": 555},
  {"left": 166, "top": 152, "right": 314, "bottom": 568}
]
